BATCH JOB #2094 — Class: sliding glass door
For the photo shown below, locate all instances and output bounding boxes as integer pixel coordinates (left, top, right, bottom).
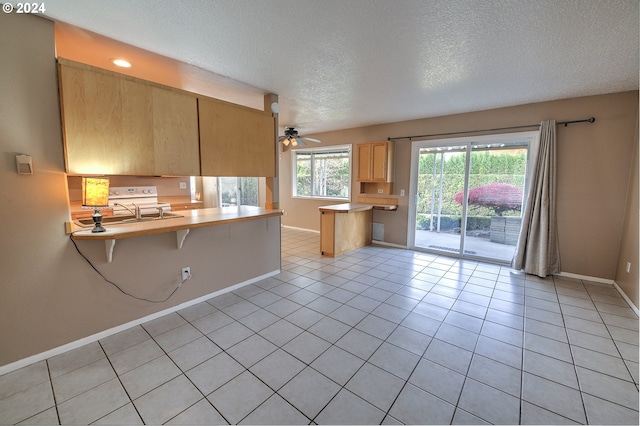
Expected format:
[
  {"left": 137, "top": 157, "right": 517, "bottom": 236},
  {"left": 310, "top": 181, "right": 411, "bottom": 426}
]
[
  {"left": 414, "top": 145, "right": 468, "bottom": 254},
  {"left": 408, "top": 132, "right": 537, "bottom": 263},
  {"left": 219, "top": 177, "right": 259, "bottom": 207}
]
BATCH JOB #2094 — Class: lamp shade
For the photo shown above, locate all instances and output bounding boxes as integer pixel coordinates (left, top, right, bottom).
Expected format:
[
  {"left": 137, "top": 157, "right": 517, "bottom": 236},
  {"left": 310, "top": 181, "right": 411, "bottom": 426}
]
[{"left": 82, "top": 177, "right": 110, "bottom": 208}]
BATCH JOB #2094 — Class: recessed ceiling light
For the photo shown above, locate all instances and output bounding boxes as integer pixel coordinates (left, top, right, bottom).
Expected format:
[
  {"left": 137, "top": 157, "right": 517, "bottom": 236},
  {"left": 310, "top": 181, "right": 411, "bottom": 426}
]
[{"left": 111, "top": 58, "right": 131, "bottom": 68}]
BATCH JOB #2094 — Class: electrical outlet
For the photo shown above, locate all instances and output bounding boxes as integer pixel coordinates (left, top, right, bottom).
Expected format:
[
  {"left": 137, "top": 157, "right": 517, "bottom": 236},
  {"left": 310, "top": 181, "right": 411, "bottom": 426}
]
[
  {"left": 626, "top": 262, "right": 631, "bottom": 273},
  {"left": 179, "top": 181, "right": 187, "bottom": 189},
  {"left": 377, "top": 189, "right": 384, "bottom": 194},
  {"left": 181, "top": 267, "right": 191, "bottom": 281}
]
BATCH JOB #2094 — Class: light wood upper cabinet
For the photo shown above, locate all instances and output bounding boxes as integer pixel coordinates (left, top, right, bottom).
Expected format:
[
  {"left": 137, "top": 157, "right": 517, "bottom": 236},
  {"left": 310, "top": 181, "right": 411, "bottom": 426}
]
[
  {"left": 120, "top": 79, "right": 153, "bottom": 175},
  {"left": 356, "top": 141, "right": 394, "bottom": 182},
  {"left": 357, "top": 143, "right": 373, "bottom": 181},
  {"left": 149, "top": 87, "right": 200, "bottom": 176},
  {"left": 59, "top": 63, "right": 125, "bottom": 174},
  {"left": 199, "top": 96, "right": 276, "bottom": 177},
  {"left": 58, "top": 59, "right": 200, "bottom": 176}
]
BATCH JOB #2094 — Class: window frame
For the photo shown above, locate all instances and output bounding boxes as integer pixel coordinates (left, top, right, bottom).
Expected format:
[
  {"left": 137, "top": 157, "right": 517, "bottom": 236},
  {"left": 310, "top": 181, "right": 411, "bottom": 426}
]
[
  {"left": 407, "top": 130, "right": 538, "bottom": 260},
  {"left": 218, "top": 176, "right": 259, "bottom": 207},
  {"left": 292, "top": 144, "right": 352, "bottom": 201}
]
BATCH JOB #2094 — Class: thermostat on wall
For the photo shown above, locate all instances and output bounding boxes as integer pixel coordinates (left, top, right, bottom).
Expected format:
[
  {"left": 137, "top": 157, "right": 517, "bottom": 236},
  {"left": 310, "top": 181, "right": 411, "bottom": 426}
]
[{"left": 16, "top": 155, "right": 33, "bottom": 175}]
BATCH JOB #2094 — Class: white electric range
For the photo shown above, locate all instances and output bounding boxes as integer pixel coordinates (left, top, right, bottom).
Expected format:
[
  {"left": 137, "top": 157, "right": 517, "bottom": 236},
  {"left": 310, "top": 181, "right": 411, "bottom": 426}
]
[{"left": 108, "top": 186, "right": 172, "bottom": 216}]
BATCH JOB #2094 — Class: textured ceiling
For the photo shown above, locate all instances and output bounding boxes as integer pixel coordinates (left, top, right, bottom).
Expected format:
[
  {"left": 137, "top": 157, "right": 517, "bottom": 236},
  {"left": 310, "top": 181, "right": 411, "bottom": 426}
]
[{"left": 43, "top": 0, "right": 639, "bottom": 135}]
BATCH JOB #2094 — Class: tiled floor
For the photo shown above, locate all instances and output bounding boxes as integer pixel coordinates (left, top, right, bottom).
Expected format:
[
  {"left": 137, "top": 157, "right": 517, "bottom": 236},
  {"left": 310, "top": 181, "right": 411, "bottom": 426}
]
[{"left": 1, "top": 228, "right": 638, "bottom": 425}]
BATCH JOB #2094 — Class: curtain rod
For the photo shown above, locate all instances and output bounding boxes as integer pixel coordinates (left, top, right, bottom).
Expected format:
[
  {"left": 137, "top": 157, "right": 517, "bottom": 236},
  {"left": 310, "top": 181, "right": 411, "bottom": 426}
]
[{"left": 387, "top": 117, "right": 595, "bottom": 141}]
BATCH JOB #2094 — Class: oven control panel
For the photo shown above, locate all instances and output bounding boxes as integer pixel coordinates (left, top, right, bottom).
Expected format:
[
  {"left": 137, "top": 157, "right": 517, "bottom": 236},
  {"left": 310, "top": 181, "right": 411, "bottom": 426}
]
[{"left": 109, "top": 186, "right": 156, "bottom": 198}]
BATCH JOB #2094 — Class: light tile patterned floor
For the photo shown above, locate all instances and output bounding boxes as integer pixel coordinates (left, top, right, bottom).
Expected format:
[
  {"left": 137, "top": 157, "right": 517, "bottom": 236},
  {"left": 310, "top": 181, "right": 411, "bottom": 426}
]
[{"left": 0, "top": 228, "right": 638, "bottom": 424}]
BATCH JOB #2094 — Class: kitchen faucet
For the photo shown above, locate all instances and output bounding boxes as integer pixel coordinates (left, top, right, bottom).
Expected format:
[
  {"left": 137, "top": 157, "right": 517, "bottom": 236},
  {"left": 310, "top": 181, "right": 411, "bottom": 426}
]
[{"left": 114, "top": 202, "right": 141, "bottom": 219}]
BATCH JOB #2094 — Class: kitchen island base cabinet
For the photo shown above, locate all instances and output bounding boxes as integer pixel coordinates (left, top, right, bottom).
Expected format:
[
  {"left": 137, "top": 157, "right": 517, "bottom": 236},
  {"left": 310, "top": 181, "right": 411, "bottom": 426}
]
[{"left": 320, "top": 205, "right": 373, "bottom": 257}]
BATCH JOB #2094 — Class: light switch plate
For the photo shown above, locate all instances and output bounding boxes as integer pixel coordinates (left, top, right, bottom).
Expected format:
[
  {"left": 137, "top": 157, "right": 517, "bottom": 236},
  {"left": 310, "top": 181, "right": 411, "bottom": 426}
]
[
  {"left": 16, "top": 154, "right": 33, "bottom": 174},
  {"left": 179, "top": 182, "right": 187, "bottom": 189}
]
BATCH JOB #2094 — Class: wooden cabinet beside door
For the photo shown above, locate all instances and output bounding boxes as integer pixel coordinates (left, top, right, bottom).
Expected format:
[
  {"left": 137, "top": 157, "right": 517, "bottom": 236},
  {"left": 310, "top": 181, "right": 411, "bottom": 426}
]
[
  {"left": 356, "top": 141, "right": 394, "bottom": 182},
  {"left": 58, "top": 59, "right": 200, "bottom": 176}
]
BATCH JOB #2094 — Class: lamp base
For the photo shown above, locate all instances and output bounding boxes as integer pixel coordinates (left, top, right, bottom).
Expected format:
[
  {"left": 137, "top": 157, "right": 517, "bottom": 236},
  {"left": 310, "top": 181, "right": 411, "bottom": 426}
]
[{"left": 91, "top": 208, "right": 106, "bottom": 233}]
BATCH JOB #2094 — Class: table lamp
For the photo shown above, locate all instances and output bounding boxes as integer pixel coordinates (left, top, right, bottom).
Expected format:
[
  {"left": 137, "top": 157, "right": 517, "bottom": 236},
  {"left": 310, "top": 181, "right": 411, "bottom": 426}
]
[{"left": 82, "top": 177, "right": 110, "bottom": 233}]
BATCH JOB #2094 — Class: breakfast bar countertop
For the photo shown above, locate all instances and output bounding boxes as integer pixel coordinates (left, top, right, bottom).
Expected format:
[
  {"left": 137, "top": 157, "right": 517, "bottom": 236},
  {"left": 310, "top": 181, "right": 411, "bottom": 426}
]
[
  {"left": 318, "top": 203, "right": 374, "bottom": 213},
  {"left": 318, "top": 203, "right": 397, "bottom": 213},
  {"left": 71, "top": 206, "right": 283, "bottom": 240}
]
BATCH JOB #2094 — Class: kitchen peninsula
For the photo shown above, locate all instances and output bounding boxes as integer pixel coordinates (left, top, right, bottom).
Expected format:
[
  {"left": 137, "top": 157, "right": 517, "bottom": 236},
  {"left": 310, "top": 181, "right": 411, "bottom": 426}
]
[
  {"left": 319, "top": 202, "right": 397, "bottom": 257},
  {"left": 71, "top": 206, "right": 282, "bottom": 263}
]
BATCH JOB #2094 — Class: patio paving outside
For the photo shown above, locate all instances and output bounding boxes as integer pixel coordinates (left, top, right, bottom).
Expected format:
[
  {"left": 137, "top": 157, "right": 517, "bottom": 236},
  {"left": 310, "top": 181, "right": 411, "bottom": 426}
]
[{"left": 414, "top": 229, "right": 516, "bottom": 264}]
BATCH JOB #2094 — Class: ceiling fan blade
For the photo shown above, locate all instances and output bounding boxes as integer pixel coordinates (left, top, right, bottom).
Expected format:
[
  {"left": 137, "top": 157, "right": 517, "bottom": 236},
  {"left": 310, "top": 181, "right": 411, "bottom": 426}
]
[
  {"left": 295, "top": 137, "right": 306, "bottom": 147},
  {"left": 302, "top": 137, "right": 321, "bottom": 143},
  {"left": 278, "top": 136, "right": 287, "bottom": 141}
]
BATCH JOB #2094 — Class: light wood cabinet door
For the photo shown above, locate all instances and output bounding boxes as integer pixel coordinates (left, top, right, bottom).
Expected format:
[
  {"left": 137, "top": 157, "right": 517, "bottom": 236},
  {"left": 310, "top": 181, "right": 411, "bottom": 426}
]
[
  {"left": 371, "top": 142, "right": 391, "bottom": 181},
  {"left": 357, "top": 143, "right": 373, "bottom": 181},
  {"left": 59, "top": 60, "right": 200, "bottom": 176},
  {"left": 150, "top": 88, "right": 200, "bottom": 176},
  {"left": 356, "top": 141, "right": 394, "bottom": 182},
  {"left": 120, "top": 79, "right": 154, "bottom": 175},
  {"left": 59, "top": 64, "right": 126, "bottom": 174},
  {"left": 119, "top": 81, "right": 200, "bottom": 176},
  {"left": 199, "top": 97, "right": 276, "bottom": 177}
]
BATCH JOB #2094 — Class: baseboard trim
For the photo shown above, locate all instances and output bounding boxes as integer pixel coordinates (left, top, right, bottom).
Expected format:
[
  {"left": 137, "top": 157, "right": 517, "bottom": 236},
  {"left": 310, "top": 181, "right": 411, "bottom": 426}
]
[
  {"left": 372, "top": 240, "right": 408, "bottom": 249},
  {"left": 0, "top": 269, "right": 280, "bottom": 376},
  {"left": 613, "top": 281, "right": 640, "bottom": 316},
  {"left": 555, "top": 271, "right": 615, "bottom": 285},
  {"left": 281, "top": 225, "right": 319, "bottom": 234},
  {"left": 555, "top": 272, "right": 639, "bottom": 315}
]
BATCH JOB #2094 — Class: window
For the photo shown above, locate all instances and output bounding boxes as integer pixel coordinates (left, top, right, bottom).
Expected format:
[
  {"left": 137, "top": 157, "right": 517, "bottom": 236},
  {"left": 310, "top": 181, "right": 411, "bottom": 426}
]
[
  {"left": 293, "top": 145, "right": 351, "bottom": 200},
  {"left": 219, "top": 177, "right": 259, "bottom": 206}
]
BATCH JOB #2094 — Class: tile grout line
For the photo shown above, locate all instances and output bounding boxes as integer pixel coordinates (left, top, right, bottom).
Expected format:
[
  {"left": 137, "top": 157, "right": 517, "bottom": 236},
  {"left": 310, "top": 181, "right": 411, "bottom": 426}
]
[
  {"left": 557, "top": 276, "right": 594, "bottom": 424},
  {"left": 237, "top": 247, "right": 420, "bottom": 423},
  {"left": 96, "top": 337, "right": 146, "bottom": 424},
  {"left": 568, "top": 278, "right": 639, "bottom": 419},
  {"left": 446, "top": 260, "right": 499, "bottom": 425},
  {"left": 44, "top": 359, "right": 62, "bottom": 425},
  {"left": 523, "top": 275, "right": 586, "bottom": 424},
  {"left": 165, "top": 310, "right": 234, "bottom": 425},
  {"left": 26, "top": 229, "right": 636, "bottom": 425},
  {"left": 188, "top": 282, "right": 336, "bottom": 424}
]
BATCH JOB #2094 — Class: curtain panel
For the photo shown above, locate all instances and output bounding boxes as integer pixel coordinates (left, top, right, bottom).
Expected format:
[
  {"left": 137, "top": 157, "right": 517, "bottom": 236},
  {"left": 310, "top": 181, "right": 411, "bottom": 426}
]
[{"left": 512, "top": 120, "right": 560, "bottom": 277}]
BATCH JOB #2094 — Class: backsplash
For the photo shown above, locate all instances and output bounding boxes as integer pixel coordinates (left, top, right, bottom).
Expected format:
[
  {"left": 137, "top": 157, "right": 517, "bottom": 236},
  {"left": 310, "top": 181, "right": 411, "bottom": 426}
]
[{"left": 67, "top": 176, "right": 192, "bottom": 202}]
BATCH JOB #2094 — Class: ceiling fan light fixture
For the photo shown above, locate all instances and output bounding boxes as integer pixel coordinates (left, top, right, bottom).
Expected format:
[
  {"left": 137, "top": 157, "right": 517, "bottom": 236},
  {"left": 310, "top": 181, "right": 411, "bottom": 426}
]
[{"left": 280, "top": 127, "right": 321, "bottom": 147}]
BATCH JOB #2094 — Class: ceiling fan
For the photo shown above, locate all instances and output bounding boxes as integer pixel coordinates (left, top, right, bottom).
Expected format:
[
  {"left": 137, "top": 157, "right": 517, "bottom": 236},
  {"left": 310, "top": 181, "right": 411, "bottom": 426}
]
[{"left": 278, "top": 127, "right": 321, "bottom": 147}]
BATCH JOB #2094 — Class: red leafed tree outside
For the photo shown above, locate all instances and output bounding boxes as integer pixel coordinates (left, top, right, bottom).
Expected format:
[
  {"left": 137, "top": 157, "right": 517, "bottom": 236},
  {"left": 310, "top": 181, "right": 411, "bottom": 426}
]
[{"left": 454, "top": 183, "right": 523, "bottom": 216}]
